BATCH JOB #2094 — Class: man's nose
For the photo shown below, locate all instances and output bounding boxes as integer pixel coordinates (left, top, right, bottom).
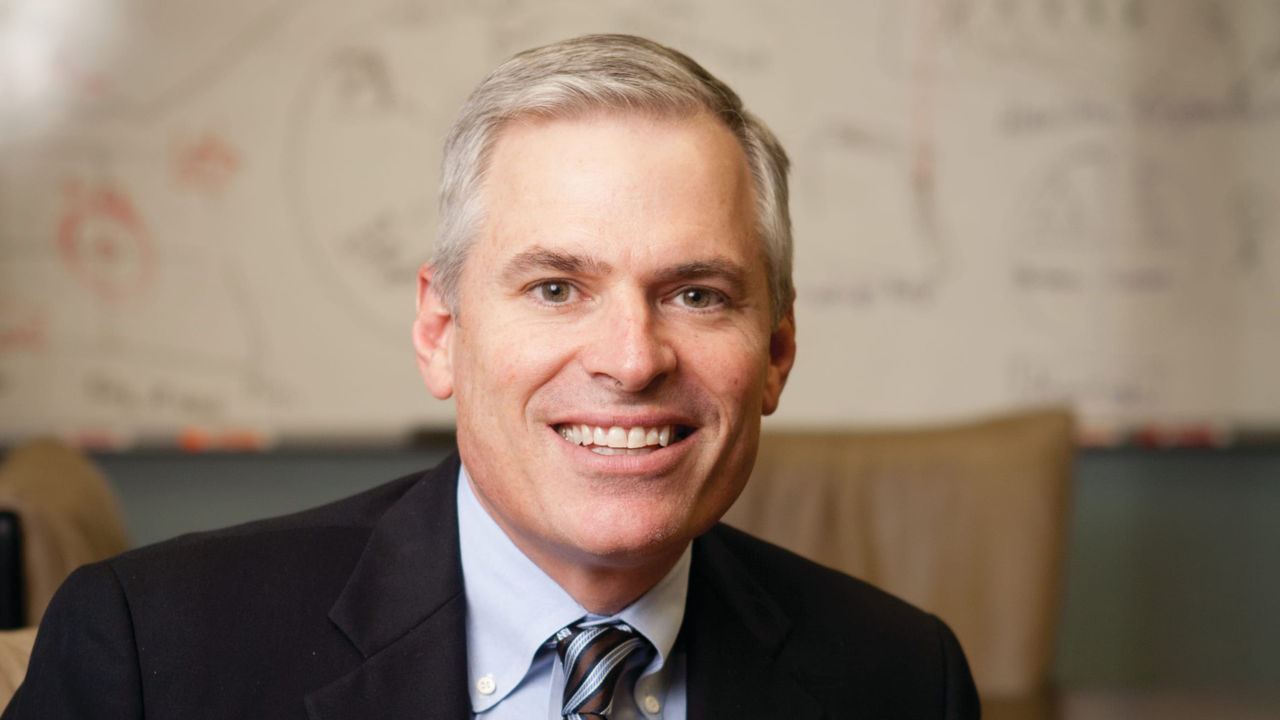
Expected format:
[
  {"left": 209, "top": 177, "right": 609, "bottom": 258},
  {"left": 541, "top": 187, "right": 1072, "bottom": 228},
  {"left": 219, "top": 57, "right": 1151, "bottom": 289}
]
[{"left": 582, "top": 295, "right": 677, "bottom": 393}]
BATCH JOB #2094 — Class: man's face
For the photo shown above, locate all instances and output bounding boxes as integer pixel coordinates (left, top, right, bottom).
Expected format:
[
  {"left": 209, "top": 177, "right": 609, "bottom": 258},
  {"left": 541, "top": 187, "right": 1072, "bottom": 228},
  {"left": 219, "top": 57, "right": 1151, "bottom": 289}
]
[{"left": 415, "top": 110, "right": 795, "bottom": 578}]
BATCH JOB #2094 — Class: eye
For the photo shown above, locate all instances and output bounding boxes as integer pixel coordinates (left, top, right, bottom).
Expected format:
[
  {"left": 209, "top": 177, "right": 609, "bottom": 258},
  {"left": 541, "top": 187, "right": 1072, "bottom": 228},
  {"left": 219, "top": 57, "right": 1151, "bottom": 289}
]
[
  {"left": 534, "top": 280, "right": 574, "bottom": 304},
  {"left": 676, "top": 287, "right": 724, "bottom": 309}
]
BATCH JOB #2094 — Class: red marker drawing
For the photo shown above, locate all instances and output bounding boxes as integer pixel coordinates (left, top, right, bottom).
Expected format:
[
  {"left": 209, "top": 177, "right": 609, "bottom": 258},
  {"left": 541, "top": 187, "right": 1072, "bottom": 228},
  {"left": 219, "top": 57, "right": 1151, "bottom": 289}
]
[
  {"left": 171, "top": 132, "right": 242, "bottom": 195},
  {"left": 57, "top": 184, "right": 156, "bottom": 304}
]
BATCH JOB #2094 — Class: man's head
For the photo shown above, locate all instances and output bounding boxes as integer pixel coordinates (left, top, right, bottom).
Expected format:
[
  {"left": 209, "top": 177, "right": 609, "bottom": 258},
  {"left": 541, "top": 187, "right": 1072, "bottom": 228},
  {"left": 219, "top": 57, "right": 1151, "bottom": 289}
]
[
  {"left": 413, "top": 34, "right": 796, "bottom": 611},
  {"left": 432, "top": 33, "right": 793, "bottom": 329}
]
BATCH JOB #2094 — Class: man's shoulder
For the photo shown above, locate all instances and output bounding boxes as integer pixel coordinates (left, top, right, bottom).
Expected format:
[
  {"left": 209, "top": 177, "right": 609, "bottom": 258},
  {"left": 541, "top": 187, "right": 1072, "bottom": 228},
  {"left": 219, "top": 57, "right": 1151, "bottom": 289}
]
[
  {"left": 696, "top": 522, "right": 954, "bottom": 659},
  {"left": 694, "top": 523, "right": 978, "bottom": 715},
  {"left": 18, "top": 461, "right": 464, "bottom": 719},
  {"left": 703, "top": 523, "right": 928, "bottom": 615},
  {"left": 36, "top": 461, "right": 459, "bottom": 679}
]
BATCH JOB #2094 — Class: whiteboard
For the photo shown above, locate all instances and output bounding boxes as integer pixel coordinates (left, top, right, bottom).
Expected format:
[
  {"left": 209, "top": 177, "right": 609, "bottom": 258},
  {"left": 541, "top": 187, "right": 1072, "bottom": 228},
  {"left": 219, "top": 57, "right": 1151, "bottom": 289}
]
[{"left": 2, "top": 0, "right": 1278, "bottom": 445}]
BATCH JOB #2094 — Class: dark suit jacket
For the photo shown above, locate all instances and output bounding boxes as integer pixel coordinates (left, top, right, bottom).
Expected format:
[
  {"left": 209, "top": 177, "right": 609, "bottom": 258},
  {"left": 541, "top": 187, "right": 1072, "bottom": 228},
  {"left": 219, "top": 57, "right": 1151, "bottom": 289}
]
[{"left": 3, "top": 453, "right": 978, "bottom": 719}]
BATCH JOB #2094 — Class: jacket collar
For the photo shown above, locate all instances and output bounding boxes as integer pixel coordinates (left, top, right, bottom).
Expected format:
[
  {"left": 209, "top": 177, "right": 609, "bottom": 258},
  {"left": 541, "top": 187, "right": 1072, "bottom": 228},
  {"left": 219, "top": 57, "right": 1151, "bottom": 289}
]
[
  {"left": 306, "top": 453, "right": 472, "bottom": 720},
  {"left": 685, "top": 527, "right": 823, "bottom": 720}
]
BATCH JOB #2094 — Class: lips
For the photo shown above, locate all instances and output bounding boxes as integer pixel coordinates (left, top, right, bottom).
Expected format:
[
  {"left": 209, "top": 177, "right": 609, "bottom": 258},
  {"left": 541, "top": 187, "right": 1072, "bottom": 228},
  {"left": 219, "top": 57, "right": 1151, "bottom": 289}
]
[{"left": 554, "top": 423, "right": 693, "bottom": 455}]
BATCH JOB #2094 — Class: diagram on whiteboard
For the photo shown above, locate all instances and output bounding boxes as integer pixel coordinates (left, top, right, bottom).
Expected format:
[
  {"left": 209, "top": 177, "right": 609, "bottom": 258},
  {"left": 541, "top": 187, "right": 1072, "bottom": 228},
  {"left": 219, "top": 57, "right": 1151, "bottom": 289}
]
[
  {"left": 794, "top": 122, "right": 947, "bottom": 310},
  {"left": 286, "top": 6, "right": 495, "bottom": 345},
  {"left": 1009, "top": 141, "right": 1198, "bottom": 337},
  {"left": 878, "top": 0, "right": 1280, "bottom": 97},
  {"left": 3, "top": 0, "right": 1279, "bottom": 440},
  {"left": 1230, "top": 181, "right": 1280, "bottom": 326},
  {"left": 793, "top": 1, "right": 949, "bottom": 311},
  {"left": 0, "top": 136, "right": 289, "bottom": 436}
]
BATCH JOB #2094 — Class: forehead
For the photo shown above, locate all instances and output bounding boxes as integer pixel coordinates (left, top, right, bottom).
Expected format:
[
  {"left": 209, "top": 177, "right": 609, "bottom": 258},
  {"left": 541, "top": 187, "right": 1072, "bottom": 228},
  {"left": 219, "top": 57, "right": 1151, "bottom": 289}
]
[{"left": 471, "top": 110, "right": 762, "bottom": 275}]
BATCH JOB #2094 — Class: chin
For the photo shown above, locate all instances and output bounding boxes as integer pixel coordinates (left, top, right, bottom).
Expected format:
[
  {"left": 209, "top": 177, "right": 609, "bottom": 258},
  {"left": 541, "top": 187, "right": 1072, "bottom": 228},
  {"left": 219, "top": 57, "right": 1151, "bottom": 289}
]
[
  {"left": 595, "top": 500, "right": 726, "bottom": 557},
  {"left": 567, "top": 508, "right": 693, "bottom": 563}
]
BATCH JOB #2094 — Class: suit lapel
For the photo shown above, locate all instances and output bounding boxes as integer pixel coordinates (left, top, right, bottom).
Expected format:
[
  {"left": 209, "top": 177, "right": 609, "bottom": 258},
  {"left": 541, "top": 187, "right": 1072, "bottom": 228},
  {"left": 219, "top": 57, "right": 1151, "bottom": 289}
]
[
  {"left": 306, "top": 454, "right": 472, "bottom": 720},
  {"left": 685, "top": 528, "right": 823, "bottom": 720}
]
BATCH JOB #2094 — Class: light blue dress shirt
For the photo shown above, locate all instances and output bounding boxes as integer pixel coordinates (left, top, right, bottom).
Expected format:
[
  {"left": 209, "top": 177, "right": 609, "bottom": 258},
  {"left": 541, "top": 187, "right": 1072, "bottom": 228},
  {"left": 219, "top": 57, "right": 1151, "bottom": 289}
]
[{"left": 457, "top": 466, "right": 689, "bottom": 720}]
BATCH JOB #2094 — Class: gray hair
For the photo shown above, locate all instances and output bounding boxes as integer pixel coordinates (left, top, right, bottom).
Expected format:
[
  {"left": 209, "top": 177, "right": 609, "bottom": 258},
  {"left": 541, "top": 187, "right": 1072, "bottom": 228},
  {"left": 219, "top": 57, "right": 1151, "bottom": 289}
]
[{"left": 434, "top": 33, "right": 793, "bottom": 327}]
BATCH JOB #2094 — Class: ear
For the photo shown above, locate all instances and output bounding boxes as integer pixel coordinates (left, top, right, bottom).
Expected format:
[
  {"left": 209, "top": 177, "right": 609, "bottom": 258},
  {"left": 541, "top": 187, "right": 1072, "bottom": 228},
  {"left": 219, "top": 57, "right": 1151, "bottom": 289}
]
[
  {"left": 761, "top": 303, "right": 796, "bottom": 416},
  {"left": 412, "top": 263, "right": 456, "bottom": 399}
]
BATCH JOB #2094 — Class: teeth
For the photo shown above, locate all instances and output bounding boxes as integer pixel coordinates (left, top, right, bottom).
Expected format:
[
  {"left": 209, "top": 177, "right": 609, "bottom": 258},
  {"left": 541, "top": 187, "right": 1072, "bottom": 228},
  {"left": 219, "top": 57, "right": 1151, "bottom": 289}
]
[
  {"left": 557, "top": 423, "right": 679, "bottom": 450},
  {"left": 607, "top": 426, "right": 627, "bottom": 448}
]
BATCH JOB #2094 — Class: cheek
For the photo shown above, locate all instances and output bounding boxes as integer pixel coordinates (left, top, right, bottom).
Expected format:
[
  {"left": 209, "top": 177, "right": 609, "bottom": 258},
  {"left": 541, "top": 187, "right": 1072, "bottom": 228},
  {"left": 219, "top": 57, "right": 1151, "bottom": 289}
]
[
  {"left": 460, "top": 320, "right": 577, "bottom": 406},
  {"left": 686, "top": 333, "right": 768, "bottom": 397}
]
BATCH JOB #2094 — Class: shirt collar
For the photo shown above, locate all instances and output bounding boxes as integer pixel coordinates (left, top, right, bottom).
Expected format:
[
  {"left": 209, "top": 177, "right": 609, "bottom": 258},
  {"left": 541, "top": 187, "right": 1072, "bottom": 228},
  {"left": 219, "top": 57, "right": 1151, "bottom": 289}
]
[{"left": 456, "top": 464, "right": 690, "bottom": 713}]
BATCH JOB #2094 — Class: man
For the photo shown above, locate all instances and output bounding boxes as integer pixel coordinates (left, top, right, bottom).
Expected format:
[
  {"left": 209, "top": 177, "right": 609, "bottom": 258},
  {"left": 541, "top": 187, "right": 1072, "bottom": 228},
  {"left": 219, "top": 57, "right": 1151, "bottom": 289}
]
[{"left": 5, "top": 35, "right": 978, "bottom": 719}]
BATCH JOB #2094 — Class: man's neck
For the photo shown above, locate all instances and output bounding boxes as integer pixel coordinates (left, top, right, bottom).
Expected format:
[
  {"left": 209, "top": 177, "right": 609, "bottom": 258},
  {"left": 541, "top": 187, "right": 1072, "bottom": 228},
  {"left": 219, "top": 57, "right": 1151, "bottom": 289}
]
[{"left": 516, "top": 541, "right": 687, "bottom": 615}]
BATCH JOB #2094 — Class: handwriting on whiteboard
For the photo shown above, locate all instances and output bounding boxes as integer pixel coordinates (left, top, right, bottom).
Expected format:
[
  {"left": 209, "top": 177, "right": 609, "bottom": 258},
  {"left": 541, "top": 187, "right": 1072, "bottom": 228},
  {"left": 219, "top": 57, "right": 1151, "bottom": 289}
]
[
  {"left": 1007, "top": 352, "right": 1164, "bottom": 417},
  {"left": 83, "top": 369, "right": 226, "bottom": 422}
]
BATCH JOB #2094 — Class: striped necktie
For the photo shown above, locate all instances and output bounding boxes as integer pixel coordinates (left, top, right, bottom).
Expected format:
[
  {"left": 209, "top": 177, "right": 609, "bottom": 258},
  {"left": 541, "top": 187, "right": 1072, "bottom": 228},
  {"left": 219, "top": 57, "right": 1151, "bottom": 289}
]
[{"left": 554, "top": 621, "right": 651, "bottom": 719}]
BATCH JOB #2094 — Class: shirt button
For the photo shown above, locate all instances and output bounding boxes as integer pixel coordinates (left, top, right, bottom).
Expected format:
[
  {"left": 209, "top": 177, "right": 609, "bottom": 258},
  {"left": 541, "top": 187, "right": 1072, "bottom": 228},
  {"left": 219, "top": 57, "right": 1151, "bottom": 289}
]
[
  {"left": 476, "top": 675, "right": 496, "bottom": 695},
  {"left": 643, "top": 695, "right": 661, "bottom": 714}
]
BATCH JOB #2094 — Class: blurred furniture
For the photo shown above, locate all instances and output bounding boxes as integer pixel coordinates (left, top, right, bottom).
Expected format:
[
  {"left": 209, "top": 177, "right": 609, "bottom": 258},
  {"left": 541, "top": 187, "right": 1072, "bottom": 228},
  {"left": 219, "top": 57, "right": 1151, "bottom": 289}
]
[
  {"left": 724, "top": 407, "right": 1075, "bottom": 717},
  {"left": 0, "top": 438, "right": 130, "bottom": 707},
  {"left": 1058, "top": 688, "right": 1280, "bottom": 720},
  {"left": 0, "top": 512, "right": 22, "bottom": 629},
  {"left": 0, "top": 627, "right": 37, "bottom": 702},
  {"left": 0, "top": 438, "right": 130, "bottom": 626}
]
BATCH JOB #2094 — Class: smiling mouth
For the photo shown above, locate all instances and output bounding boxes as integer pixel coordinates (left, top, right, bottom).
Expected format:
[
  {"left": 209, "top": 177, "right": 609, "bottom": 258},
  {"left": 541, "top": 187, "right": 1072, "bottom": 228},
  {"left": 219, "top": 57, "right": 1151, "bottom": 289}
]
[{"left": 554, "top": 423, "right": 694, "bottom": 455}]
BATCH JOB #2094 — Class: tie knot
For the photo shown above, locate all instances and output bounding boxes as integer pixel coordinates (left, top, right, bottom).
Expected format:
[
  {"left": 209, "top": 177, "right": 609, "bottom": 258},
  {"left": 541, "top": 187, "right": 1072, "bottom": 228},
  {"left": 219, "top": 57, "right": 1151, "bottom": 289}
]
[{"left": 555, "top": 621, "right": 651, "bottom": 719}]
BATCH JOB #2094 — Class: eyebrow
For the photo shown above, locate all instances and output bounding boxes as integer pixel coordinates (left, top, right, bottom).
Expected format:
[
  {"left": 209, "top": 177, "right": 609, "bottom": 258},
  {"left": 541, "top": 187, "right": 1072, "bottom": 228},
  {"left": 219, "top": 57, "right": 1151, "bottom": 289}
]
[
  {"left": 655, "top": 258, "right": 749, "bottom": 295},
  {"left": 500, "top": 247, "right": 613, "bottom": 282},
  {"left": 500, "top": 247, "right": 749, "bottom": 293}
]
